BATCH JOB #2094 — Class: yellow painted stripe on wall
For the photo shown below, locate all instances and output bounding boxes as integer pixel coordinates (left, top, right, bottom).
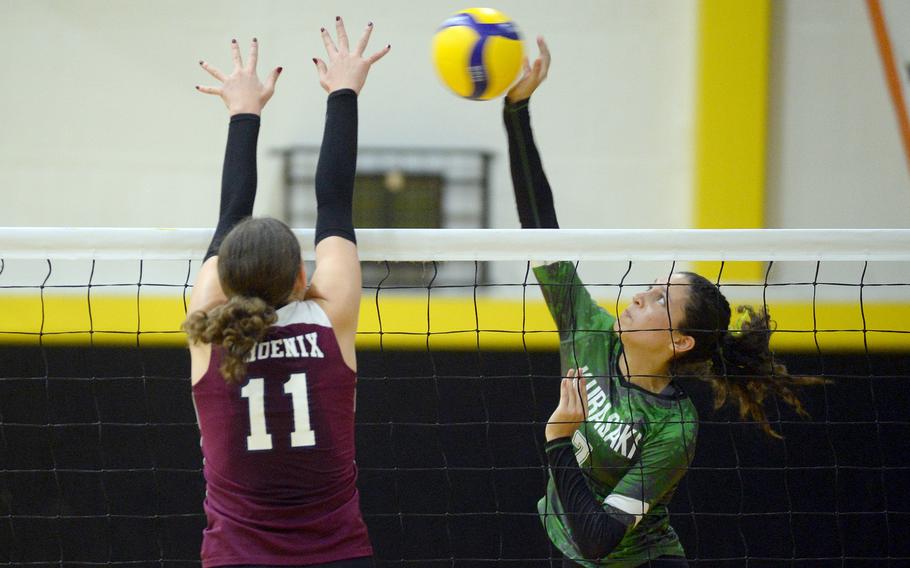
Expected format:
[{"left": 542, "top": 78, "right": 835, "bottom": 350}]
[
  {"left": 694, "top": 0, "right": 770, "bottom": 281},
  {"left": 0, "top": 294, "right": 906, "bottom": 352}
]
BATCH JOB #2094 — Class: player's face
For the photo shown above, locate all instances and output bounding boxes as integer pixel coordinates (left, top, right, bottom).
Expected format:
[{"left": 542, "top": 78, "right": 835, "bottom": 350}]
[{"left": 616, "top": 273, "right": 693, "bottom": 354}]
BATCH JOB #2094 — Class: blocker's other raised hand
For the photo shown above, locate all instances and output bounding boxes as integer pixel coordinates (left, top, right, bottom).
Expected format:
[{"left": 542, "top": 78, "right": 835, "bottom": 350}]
[
  {"left": 197, "top": 38, "right": 282, "bottom": 116},
  {"left": 314, "top": 17, "right": 390, "bottom": 95}
]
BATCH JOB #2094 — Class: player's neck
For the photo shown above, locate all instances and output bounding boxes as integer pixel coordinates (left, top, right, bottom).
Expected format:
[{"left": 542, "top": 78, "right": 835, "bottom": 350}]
[{"left": 618, "top": 352, "right": 672, "bottom": 394}]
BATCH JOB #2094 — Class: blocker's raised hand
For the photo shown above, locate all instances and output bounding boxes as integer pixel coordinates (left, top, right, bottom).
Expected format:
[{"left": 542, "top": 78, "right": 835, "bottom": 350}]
[
  {"left": 197, "top": 38, "right": 282, "bottom": 115},
  {"left": 314, "top": 17, "right": 390, "bottom": 95}
]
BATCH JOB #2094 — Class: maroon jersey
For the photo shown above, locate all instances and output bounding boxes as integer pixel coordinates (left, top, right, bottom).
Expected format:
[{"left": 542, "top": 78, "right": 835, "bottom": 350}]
[{"left": 192, "top": 300, "right": 372, "bottom": 567}]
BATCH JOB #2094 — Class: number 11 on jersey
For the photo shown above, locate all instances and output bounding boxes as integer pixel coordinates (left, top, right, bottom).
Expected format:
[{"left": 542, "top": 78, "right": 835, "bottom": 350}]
[{"left": 240, "top": 373, "right": 316, "bottom": 451}]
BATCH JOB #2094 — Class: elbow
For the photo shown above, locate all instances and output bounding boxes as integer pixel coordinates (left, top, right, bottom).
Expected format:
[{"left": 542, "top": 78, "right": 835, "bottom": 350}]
[
  {"left": 568, "top": 514, "right": 627, "bottom": 561},
  {"left": 575, "top": 538, "right": 620, "bottom": 562}
]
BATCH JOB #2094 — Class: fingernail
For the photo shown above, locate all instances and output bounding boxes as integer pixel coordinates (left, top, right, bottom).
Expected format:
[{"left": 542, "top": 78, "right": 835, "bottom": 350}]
[
  {"left": 320, "top": 27, "right": 325, "bottom": 32},
  {"left": 312, "top": 58, "right": 317, "bottom": 65},
  {"left": 198, "top": 60, "right": 204, "bottom": 66},
  {"left": 253, "top": 37, "right": 258, "bottom": 42},
  {"left": 195, "top": 85, "right": 200, "bottom": 90},
  {"left": 231, "top": 38, "right": 237, "bottom": 44},
  {"left": 335, "top": 16, "right": 340, "bottom": 21},
  {"left": 387, "top": 44, "right": 391, "bottom": 49},
  {"left": 368, "top": 22, "right": 373, "bottom": 27},
  {"left": 277, "top": 66, "right": 283, "bottom": 73}
]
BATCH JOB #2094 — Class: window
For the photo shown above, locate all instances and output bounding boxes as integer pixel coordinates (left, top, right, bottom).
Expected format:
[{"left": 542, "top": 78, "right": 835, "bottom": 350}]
[{"left": 277, "top": 146, "right": 493, "bottom": 287}]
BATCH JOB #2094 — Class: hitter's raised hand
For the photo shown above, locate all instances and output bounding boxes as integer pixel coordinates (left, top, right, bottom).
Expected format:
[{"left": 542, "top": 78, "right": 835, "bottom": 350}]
[{"left": 506, "top": 36, "right": 550, "bottom": 103}]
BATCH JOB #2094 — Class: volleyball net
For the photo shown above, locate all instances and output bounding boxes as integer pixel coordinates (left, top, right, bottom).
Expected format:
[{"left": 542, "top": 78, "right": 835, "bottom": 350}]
[{"left": 1, "top": 228, "right": 908, "bottom": 566}]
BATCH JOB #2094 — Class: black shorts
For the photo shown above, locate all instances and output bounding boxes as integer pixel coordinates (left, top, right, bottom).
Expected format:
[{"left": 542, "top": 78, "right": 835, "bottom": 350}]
[
  {"left": 227, "top": 557, "right": 374, "bottom": 568},
  {"left": 561, "top": 556, "right": 688, "bottom": 567}
]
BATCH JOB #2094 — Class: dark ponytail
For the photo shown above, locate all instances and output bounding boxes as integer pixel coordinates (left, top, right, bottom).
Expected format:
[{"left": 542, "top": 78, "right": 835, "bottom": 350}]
[
  {"left": 184, "top": 296, "right": 277, "bottom": 383},
  {"left": 672, "top": 273, "right": 824, "bottom": 438},
  {"left": 183, "top": 217, "right": 301, "bottom": 384}
]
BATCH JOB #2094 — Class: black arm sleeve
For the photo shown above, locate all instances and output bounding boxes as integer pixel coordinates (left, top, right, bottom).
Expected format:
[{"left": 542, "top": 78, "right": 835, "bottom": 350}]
[
  {"left": 504, "top": 98, "right": 559, "bottom": 229},
  {"left": 546, "top": 438, "right": 630, "bottom": 560},
  {"left": 204, "top": 113, "right": 260, "bottom": 261},
  {"left": 314, "top": 89, "right": 358, "bottom": 245}
]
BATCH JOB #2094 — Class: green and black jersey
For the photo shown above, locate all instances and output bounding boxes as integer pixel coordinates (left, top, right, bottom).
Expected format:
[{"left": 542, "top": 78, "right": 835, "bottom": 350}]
[{"left": 535, "top": 261, "right": 698, "bottom": 567}]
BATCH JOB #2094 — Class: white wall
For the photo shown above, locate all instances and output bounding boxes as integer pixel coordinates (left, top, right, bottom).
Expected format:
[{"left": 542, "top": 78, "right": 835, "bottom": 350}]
[
  {"left": 0, "top": 0, "right": 697, "bottom": 230},
  {"left": 766, "top": 0, "right": 910, "bottom": 228},
  {"left": 3, "top": 0, "right": 908, "bottom": 233},
  {"left": 1, "top": 1, "right": 906, "bottom": 295}
]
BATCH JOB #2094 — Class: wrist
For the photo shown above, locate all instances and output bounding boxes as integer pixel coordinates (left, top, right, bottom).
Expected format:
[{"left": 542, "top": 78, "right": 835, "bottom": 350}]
[
  {"left": 545, "top": 425, "right": 573, "bottom": 442},
  {"left": 229, "top": 106, "right": 262, "bottom": 117},
  {"left": 229, "top": 113, "right": 261, "bottom": 123},
  {"left": 505, "top": 94, "right": 530, "bottom": 106},
  {"left": 328, "top": 87, "right": 358, "bottom": 98},
  {"left": 545, "top": 436, "right": 573, "bottom": 450},
  {"left": 504, "top": 97, "right": 530, "bottom": 112}
]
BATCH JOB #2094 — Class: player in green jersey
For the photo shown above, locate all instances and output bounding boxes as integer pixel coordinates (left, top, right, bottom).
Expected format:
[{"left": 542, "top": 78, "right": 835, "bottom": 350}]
[{"left": 503, "top": 38, "right": 822, "bottom": 568}]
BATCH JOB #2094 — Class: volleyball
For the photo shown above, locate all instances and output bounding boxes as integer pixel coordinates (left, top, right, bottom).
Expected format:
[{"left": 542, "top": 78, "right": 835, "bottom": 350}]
[{"left": 431, "top": 7, "right": 524, "bottom": 100}]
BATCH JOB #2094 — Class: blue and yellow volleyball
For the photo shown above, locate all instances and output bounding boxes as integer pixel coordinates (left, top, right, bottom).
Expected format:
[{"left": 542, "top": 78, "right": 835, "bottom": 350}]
[{"left": 432, "top": 8, "right": 524, "bottom": 100}]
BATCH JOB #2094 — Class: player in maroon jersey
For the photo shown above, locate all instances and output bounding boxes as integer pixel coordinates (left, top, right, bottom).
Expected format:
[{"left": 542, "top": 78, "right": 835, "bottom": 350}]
[{"left": 183, "top": 20, "right": 389, "bottom": 568}]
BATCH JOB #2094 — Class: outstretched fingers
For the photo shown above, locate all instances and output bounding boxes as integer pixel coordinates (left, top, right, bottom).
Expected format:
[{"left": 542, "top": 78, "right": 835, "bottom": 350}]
[
  {"left": 367, "top": 43, "right": 391, "bottom": 65},
  {"left": 195, "top": 84, "right": 222, "bottom": 96},
  {"left": 536, "top": 36, "right": 551, "bottom": 78},
  {"left": 335, "top": 16, "right": 350, "bottom": 53},
  {"left": 564, "top": 368, "right": 587, "bottom": 417},
  {"left": 531, "top": 58, "right": 544, "bottom": 82},
  {"left": 199, "top": 60, "right": 226, "bottom": 82},
  {"left": 313, "top": 57, "right": 329, "bottom": 90},
  {"left": 520, "top": 56, "right": 531, "bottom": 77},
  {"left": 558, "top": 377, "right": 571, "bottom": 410},
  {"left": 263, "top": 66, "right": 282, "bottom": 92},
  {"left": 313, "top": 18, "right": 388, "bottom": 94},
  {"left": 353, "top": 21, "right": 373, "bottom": 56},
  {"left": 577, "top": 376, "right": 588, "bottom": 417},
  {"left": 320, "top": 26, "right": 338, "bottom": 58},
  {"left": 246, "top": 37, "right": 259, "bottom": 72},
  {"left": 229, "top": 38, "right": 243, "bottom": 70}
]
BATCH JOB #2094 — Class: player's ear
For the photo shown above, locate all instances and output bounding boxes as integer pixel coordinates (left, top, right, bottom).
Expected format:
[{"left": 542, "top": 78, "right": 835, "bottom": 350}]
[
  {"left": 292, "top": 262, "right": 307, "bottom": 295},
  {"left": 671, "top": 331, "right": 695, "bottom": 355}
]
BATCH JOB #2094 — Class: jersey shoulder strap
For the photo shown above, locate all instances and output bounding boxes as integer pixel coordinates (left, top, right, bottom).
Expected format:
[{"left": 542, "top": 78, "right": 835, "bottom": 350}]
[{"left": 275, "top": 300, "right": 333, "bottom": 329}]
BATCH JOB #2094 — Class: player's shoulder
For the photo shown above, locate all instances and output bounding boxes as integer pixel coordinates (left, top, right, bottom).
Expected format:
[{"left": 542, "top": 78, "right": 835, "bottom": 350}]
[
  {"left": 648, "top": 395, "right": 698, "bottom": 447},
  {"left": 652, "top": 387, "right": 698, "bottom": 423},
  {"left": 635, "top": 384, "right": 697, "bottom": 432},
  {"left": 275, "top": 299, "right": 333, "bottom": 329}
]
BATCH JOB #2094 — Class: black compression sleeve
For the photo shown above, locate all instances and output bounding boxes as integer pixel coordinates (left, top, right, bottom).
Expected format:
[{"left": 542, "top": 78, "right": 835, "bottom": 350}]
[
  {"left": 546, "top": 438, "right": 629, "bottom": 560},
  {"left": 314, "top": 89, "right": 358, "bottom": 245},
  {"left": 205, "top": 113, "right": 260, "bottom": 261},
  {"left": 504, "top": 98, "right": 559, "bottom": 229}
]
